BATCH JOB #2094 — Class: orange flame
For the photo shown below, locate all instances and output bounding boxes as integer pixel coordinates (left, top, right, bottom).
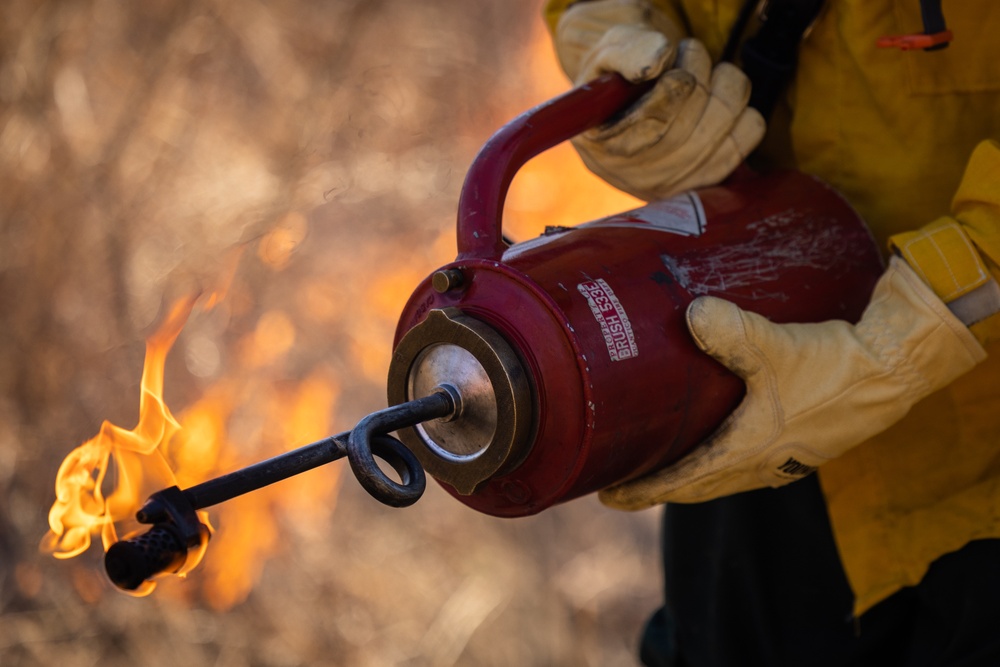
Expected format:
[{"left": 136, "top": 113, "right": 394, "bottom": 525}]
[
  {"left": 43, "top": 239, "right": 344, "bottom": 606},
  {"left": 42, "top": 294, "right": 211, "bottom": 596}
]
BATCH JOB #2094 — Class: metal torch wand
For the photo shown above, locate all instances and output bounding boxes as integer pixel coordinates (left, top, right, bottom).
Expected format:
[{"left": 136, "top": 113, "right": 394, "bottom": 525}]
[{"left": 104, "top": 391, "right": 455, "bottom": 591}]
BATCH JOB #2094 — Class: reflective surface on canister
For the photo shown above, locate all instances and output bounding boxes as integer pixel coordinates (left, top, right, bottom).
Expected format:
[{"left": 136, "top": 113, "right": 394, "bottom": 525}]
[{"left": 409, "top": 344, "right": 498, "bottom": 460}]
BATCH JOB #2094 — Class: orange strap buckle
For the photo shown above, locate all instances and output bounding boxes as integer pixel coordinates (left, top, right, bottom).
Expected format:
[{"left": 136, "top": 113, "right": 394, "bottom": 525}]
[{"left": 877, "top": 30, "right": 953, "bottom": 51}]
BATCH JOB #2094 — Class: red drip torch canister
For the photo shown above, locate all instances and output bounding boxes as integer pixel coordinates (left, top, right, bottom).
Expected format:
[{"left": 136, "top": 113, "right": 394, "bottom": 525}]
[{"left": 387, "top": 74, "right": 884, "bottom": 518}]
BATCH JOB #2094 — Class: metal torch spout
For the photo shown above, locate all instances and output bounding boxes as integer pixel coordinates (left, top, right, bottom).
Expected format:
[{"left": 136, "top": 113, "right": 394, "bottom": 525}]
[{"left": 103, "top": 392, "right": 456, "bottom": 592}]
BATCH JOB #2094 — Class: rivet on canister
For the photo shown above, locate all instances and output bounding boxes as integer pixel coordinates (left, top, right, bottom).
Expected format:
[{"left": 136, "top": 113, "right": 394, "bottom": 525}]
[{"left": 432, "top": 269, "right": 465, "bottom": 293}]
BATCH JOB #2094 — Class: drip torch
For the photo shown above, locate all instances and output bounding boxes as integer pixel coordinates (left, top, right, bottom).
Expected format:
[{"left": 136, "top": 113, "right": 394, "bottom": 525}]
[{"left": 105, "top": 73, "right": 884, "bottom": 591}]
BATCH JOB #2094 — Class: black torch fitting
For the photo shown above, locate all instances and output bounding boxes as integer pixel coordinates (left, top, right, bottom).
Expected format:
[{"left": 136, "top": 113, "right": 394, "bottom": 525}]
[
  {"left": 105, "top": 524, "right": 187, "bottom": 590},
  {"left": 105, "top": 486, "right": 208, "bottom": 591}
]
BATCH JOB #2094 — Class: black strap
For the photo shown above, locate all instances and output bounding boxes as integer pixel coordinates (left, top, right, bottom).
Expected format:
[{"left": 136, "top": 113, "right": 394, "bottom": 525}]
[
  {"left": 721, "top": 0, "right": 763, "bottom": 63},
  {"left": 734, "top": 0, "right": 826, "bottom": 120},
  {"left": 919, "top": 0, "right": 949, "bottom": 51}
]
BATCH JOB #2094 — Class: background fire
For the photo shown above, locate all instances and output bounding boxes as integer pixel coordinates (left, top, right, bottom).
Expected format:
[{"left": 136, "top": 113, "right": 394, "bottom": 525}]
[{"left": 1, "top": 0, "right": 658, "bottom": 665}]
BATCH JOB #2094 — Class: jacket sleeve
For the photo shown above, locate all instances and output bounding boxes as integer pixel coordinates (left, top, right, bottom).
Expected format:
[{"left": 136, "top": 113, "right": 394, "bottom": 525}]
[
  {"left": 543, "top": 0, "right": 687, "bottom": 37},
  {"left": 890, "top": 139, "right": 1000, "bottom": 345}
]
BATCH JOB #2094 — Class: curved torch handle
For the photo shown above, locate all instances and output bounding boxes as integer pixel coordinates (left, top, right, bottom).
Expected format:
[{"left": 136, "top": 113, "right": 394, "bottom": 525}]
[
  {"left": 347, "top": 391, "right": 455, "bottom": 507},
  {"left": 456, "top": 73, "right": 653, "bottom": 261}
]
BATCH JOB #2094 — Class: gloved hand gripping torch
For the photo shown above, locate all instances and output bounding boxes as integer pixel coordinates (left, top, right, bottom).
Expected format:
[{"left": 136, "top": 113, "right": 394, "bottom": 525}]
[{"left": 107, "top": 73, "right": 884, "bottom": 590}]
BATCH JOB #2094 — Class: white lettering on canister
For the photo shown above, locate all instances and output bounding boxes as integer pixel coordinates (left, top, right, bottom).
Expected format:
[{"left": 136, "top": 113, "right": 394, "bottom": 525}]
[{"left": 577, "top": 279, "right": 638, "bottom": 362}]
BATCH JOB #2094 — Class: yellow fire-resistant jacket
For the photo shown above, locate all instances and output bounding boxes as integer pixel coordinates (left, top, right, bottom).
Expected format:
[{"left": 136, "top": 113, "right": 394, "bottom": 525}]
[{"left": 546, "top": 0, "right": 1000, "bottom": 615}]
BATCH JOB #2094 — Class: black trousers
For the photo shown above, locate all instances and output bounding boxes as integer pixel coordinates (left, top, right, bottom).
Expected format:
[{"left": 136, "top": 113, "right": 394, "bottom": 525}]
[{"left": 640, "top": 475, "right": 1000, "bottom": 667}]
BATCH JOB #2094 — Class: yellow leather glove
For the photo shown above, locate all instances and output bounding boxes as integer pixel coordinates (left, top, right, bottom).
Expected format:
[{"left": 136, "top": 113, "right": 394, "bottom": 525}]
[
  {"left": 555, "top": 0, "right": 684, "bottom": 85},
  {"left": 555, "top": 0, "right": 766, "bottom": 201},
  {"left": 599, "top": 257, "right": 987, "bottom": 509}
]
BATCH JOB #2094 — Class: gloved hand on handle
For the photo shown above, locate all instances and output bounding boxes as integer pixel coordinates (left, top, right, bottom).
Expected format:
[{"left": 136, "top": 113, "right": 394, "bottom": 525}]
[
  {"left": 555, "top": 0, "right": 766, "bottom": 201},
  {"left": 599, "top": 257, "right": 988, "bottom": 509},
  {"left": 554, "top": 0, "right": 683, "bottom": 84}
]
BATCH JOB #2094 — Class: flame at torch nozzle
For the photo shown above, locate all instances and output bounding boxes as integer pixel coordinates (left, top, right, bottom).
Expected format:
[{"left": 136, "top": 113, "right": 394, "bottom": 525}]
[{"left": 104, "top": 485, "right": 209, "bottom": 591}]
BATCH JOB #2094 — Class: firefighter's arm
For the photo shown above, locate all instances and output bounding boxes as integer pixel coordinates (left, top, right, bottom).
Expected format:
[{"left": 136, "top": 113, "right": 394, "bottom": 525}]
[
  {"left": 549, "top": 0, "right": 766, "bottom": 202},
  {"left": 598, "top": 145, "right": 1000, "bottom": 509}
]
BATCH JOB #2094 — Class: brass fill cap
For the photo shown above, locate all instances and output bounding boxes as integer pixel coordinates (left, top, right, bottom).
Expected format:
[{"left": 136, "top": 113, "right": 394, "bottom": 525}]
[{"left": 388, "top": 308, "right": 533, "bottom": 495}]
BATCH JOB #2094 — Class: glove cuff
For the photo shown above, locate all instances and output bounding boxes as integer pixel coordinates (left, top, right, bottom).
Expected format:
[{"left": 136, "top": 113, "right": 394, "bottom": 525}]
[{"left": 863, "top": 257, "right": 986, "bottom": 397}]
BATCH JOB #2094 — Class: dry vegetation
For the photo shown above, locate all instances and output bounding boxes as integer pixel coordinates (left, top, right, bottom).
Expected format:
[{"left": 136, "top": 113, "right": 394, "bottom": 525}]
[{"left": 0, "top": 1, "right": 661, "bottom": 665}]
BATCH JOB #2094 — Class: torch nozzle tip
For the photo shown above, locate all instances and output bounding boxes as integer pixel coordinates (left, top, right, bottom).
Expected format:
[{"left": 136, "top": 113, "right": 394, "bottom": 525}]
[{"left": 105, "top": 526, "right": 187, "bottom": 591}]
